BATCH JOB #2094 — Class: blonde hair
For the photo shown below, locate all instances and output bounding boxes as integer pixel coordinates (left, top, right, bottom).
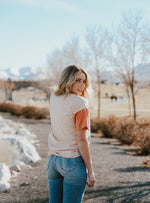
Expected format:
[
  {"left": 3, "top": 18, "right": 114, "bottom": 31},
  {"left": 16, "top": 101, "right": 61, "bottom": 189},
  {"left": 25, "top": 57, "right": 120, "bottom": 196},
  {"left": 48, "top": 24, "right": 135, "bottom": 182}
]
[{"left": 54, "top": 65, "right": 90, "bottom": 98}]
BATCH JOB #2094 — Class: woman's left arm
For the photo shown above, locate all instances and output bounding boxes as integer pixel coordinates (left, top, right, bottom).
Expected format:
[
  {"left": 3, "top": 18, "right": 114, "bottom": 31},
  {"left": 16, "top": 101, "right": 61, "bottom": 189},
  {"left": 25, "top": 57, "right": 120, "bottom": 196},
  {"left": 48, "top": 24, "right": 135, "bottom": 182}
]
[{"left": 76, "top": 129, "right": 96, "bottom": 187}]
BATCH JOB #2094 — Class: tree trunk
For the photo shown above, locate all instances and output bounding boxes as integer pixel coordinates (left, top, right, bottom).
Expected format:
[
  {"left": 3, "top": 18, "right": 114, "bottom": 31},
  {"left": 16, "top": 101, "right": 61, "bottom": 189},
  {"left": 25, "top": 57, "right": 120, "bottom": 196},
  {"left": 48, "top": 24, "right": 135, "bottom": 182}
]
[
  {"left": 130, "top": 85, "right": 136, "bottom": 120},
  {"left": 97, "top": 73, "right": 101, "bottom": 119},
  {"left": 126, "top": 85, "right": 131, "bottom": 116}
]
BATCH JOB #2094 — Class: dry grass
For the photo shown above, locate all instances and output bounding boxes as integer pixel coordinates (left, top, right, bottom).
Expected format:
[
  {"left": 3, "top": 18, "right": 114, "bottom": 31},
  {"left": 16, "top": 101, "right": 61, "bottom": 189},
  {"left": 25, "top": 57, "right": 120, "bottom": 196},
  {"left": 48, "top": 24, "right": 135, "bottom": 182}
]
[
  {"left": 91, "top": 116, "right": 150, "bottom": 155},
  {"left": 0, "top": 103, "right": 49, "bottom": 119},
  {"left": 22, "top": 106, "right": 49, "bottom": 119},
  {"left": 90, "top": 85, "right": 150, "bottom": 120},
  {"left": 134, "top": 120, "right": 150, "bottom": 155},
  {"left": 116, "top": 118, "right": 137, "bottom": 145},
  {"left": 91, "top": 116, "right": 117, "bottom": 138}
]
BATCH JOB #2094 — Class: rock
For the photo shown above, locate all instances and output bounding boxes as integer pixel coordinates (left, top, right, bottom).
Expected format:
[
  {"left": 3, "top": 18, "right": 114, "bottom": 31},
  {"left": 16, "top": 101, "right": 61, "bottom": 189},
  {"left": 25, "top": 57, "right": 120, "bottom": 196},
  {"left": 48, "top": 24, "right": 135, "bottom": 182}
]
[
  {"left": 11, "top": 170, "right": 18, "bottom": 178},
  {"left": 0, "top": 163, "right": 11, "bottom": 183},
  {"left": 10, "top": 164, "right": 21, "bottom": 172},
  {"left": 0, "top": 163, "right": 11, "bottom": 192},
  {"left": 0, "top": 182, "right": 10, "bottom": 191},
  {"left": 19, "top": 162, "right": 33, "bottom": 170},
  {"left": 1, "top": 136, "right": 41, "bottom": 164}
]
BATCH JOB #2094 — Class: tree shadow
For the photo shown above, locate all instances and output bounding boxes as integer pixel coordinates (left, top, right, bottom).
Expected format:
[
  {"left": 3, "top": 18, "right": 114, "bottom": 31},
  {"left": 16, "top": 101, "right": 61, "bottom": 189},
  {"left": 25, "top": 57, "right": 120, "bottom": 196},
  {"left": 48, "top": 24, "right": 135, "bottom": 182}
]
[
  {"left": 115, "top": 166, "right": 150, "bottom": 173},
  {"left": 92, "top": 141, "right": 111, "bottom": 145},
  {"left": 84, "top": 181, "right": 150, "bottom": 202}
]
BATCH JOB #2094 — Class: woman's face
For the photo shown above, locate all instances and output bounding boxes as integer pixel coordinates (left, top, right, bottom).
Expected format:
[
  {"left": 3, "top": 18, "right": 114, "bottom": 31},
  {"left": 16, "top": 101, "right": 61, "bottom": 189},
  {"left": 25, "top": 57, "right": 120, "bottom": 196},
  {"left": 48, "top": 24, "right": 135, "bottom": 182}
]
[{"left": 71, "top": 72, "right": 86, "bottom": 96}]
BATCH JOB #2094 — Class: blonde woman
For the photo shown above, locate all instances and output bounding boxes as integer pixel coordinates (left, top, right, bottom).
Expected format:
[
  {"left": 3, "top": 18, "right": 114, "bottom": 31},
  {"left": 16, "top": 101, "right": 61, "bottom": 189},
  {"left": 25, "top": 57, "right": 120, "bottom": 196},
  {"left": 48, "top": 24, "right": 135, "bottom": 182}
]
[{"left": 47, "top": 65, "right": 95, "bottom": 203}]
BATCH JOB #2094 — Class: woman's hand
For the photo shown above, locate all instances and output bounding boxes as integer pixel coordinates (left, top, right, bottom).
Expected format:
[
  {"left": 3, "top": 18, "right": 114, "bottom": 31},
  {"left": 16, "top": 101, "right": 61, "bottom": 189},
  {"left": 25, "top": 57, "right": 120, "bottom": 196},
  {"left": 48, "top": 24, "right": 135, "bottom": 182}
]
[{"left": 87, "top": 170, "right": 96, "bottom": 187}]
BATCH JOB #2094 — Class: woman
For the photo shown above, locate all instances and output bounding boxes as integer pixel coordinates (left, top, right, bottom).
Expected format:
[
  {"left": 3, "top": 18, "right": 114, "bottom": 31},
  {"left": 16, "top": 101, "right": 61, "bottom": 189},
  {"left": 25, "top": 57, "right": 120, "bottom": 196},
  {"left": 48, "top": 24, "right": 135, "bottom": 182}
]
[{"left": 47, "top": 65, "right": 96, "bottom": 203}]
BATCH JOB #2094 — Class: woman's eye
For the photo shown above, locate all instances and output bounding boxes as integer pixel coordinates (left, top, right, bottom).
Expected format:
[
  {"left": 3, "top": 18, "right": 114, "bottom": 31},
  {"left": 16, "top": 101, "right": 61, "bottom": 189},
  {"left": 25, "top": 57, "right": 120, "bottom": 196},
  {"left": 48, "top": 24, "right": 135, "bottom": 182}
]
[
  {"left": 76, "top": 79, "right": 80, "bottom": 82},
  {"left": 83, "top": 80, "right": 86, "bottom": 83}
]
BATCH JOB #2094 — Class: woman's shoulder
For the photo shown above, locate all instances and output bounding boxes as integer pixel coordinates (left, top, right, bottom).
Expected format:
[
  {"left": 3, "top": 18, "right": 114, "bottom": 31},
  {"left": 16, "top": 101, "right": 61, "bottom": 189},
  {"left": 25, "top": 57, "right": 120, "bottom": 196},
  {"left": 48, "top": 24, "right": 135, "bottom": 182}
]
[
  {"left": 69, "top": 94, "right": 88, "bottom": 112},
  {"left": 70, "top": 94, "right": 87, "bottom": 104}
]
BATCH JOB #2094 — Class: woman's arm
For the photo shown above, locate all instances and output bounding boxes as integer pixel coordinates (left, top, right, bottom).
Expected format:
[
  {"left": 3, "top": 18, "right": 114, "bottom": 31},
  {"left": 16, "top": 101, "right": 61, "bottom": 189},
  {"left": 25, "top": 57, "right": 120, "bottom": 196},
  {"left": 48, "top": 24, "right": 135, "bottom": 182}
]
[{"left": 76, "top": 129, "right": 96, "bottom": 187}]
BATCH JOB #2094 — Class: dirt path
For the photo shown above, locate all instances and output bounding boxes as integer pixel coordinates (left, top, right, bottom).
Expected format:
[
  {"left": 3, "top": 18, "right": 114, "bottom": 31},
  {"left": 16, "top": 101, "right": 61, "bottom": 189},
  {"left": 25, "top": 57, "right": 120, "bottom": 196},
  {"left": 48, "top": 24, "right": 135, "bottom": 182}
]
[{"left": 0, "top": 113, "right": 150, "bottom": 203}]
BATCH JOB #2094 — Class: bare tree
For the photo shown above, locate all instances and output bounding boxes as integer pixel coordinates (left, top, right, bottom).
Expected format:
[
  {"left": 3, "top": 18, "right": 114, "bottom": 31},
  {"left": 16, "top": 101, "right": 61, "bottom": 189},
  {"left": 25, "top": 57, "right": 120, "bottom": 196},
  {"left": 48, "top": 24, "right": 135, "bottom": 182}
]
[
  {"left": 63, "top": 35, "right": 83, "bottom": 65},
  {"left": 85, "top": 25, "right": 110, "bottom": 119},
  {"left": 46, "top": 35, "right": 88, "bottom": 89},
  {"left": 0, "top": 79, "right": 15, "bottom": 102},
  {"left": 47, "top": 49, "right": 67, "bottom": 83},
  {"left": 108, "top": 11, "right": 150, "bottom": 120}
]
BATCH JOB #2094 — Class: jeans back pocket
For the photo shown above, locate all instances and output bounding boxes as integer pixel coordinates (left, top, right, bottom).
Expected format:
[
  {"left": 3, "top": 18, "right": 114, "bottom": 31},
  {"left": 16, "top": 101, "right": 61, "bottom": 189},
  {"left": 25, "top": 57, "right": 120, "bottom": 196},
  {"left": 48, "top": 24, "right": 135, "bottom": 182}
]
[{"left": 61, "top": 157, "right": 77, "bottom": 172}]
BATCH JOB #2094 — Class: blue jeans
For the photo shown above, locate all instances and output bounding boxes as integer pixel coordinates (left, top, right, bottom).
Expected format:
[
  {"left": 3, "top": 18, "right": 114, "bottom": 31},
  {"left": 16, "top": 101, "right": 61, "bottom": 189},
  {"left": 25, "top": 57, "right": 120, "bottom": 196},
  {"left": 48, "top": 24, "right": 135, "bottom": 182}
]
[{"left": 47, "top": 155, "right": 87, "bottom": 203}]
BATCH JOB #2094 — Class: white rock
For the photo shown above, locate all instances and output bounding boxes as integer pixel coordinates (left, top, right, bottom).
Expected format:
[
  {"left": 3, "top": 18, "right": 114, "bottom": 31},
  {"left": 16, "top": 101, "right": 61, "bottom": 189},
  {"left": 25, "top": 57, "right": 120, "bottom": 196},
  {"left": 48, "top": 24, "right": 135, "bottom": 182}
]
[
  {"left": 16, "top": 128, "right": 35, "bottom": 139},
  {"left": 0, "top": 115, "right": 41, "bottom": 191},
  {"left": 19, "top": 162, "right": 33, "bottom": 170},
  {"left": 11, "top": 170, "right": 18, "bottom": 178},
  {"left": 0, "top": 163, "right": 11, "bottom": 192},
  {"left": 2, "top": 135, "right": 41, "bottom": 164},
  {"left": 0, "top": 163, "right": 11, "bottom": 182},
  {"left": 0, "top": 116, "right": 41, "bottom": 165},
  {"left": 0, "top": 182, "right": 10, "bottom": 191},
  {"left": 10, "top": 164, "right": 21, "bottom": 172}
]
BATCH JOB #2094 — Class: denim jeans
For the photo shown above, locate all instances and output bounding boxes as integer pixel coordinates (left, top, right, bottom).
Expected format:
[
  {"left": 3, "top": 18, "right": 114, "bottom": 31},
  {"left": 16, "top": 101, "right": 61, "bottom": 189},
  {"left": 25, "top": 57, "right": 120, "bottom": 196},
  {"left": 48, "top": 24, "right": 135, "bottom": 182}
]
[{"left": 47, "top": 155, "right": 87, "bottom": 203}]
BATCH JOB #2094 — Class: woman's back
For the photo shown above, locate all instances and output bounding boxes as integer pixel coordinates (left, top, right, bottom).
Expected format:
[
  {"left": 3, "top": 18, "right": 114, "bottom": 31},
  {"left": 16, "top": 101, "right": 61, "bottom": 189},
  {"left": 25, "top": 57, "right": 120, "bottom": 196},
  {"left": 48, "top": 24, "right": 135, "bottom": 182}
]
[{"left": 49, "top": 93, "right": 89, "bottom": 158}]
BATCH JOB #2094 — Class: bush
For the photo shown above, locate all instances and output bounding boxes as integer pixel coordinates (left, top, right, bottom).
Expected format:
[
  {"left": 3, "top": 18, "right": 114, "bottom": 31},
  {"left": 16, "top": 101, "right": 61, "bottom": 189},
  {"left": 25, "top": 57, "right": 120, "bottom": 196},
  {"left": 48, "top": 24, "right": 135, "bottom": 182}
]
[
  {"left": 116, "top": 118, "right": 137, "bottom": 145},
  {"left": 90, "top": 118, "right": 101, "bottom": 133},
  {"left": 22, "top": 106, "right": 49, "bottom": 119},
  {"left": 91, "top": 116, "right": 117, "bottom": 138},
  {"left": 10, "top": 105, "right": 22, "bottom": 116},
  {"left": 0, "top": 103, "right": 49, "bottom": 120},
  {"left": 135, "top": 131, "right": 150, "bottom": 155},
  {"left": 101, "top": 116, "right": 118, "bottom": 138},
  {"left": 33, "top": 107, "right": 49, "bottom": 119},
  {"left": 21, "top": 106, "right": 37, "bottom": 119},
  {"left": 91, "top": 116, "right": 150, "bottom": 155},
  {"left": 134, "top": 121, "right": 150, "bottom": 155},
  {"left": 0, "top": 103, "right": 14, "bottom": 112}
]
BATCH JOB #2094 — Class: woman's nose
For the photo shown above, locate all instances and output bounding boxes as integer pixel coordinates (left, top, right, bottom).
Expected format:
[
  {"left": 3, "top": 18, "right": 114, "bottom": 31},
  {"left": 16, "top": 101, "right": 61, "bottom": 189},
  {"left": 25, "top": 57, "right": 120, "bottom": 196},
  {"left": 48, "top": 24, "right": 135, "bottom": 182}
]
[{"left": 80, "top": 82, "right": 85, "bottom": 88}]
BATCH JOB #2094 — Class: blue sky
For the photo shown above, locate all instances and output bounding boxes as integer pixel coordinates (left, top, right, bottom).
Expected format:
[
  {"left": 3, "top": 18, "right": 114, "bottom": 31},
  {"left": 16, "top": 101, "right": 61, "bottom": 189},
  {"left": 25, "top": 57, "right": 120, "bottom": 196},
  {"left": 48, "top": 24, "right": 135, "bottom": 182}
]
[{"left": 1, "top": 0, "right": 150, "bottom": 70}]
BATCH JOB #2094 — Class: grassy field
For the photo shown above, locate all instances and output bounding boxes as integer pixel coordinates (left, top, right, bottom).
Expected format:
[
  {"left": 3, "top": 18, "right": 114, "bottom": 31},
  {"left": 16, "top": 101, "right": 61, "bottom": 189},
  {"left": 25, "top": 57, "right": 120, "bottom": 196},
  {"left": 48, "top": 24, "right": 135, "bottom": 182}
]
[
  {"left": 1, "top": 83, "right": 150, "bottom": 120},
  {"left": 89, "top": 84, "right": 150, "bottom": 120}
]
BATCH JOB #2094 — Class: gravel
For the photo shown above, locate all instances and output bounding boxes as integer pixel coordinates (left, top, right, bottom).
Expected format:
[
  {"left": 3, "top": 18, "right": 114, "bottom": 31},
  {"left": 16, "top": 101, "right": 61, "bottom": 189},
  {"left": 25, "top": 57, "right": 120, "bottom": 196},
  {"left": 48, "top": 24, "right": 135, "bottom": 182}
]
[{"left": 0, "top": 112, "right": 150, "bottom": 203}]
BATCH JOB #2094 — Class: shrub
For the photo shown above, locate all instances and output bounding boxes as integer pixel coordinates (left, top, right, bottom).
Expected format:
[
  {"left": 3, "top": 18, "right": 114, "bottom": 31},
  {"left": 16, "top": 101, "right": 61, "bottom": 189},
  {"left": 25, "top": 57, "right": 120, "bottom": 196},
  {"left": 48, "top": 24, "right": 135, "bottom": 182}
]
[
  {"left": 134, "top": 122, "right": 150, "bottom": 155},
  {"left": 91, "top": 116, "right": 117, "bottom": 138},
  {"left": 33, "top": 108, "right": 49, "bottom": 119},
  {"left": 0, "top": 103, "right": 22, "bottom": 116},
  {"left": 99, "top": 116, "right": 117, "bottom": 138},
  {"left": 90, "top": 118, "right": 101, "bottom": 133},
  {"left": 91, "top": 116, "right": 150, "bottom": 155},
  {"left": 0, "top": 103, "right": 13, "bottom": 112},
  {"left": 0, "top": 103, "right": 49, "bottom": 120},
  {"left": 116, "top": 118, "right": 137, "bottom": 145},
  {"left": 9, "top": 105, "right": 22, "bottom": 116},
  {"left": 22, "top": 106, "right": 49, "bottom": 119},
  {"left": 22, "top": 106, "right": 37, "bottom": 119}
]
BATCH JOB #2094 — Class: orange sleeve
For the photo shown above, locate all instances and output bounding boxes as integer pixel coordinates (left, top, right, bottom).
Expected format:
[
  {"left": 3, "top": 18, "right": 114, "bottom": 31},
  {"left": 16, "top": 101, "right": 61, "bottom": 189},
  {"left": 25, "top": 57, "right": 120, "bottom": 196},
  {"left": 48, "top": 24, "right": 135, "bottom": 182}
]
[{"left": 74, "top": 108, "right": 89, "bottom": 130}]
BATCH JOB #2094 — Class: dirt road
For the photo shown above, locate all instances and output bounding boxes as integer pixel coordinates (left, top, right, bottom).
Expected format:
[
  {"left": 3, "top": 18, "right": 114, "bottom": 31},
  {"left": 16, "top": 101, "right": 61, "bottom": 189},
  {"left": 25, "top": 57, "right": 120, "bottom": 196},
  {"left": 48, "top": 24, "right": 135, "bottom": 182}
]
[{"left": 0, "top": 113, "right": 150, "bottom": 203}]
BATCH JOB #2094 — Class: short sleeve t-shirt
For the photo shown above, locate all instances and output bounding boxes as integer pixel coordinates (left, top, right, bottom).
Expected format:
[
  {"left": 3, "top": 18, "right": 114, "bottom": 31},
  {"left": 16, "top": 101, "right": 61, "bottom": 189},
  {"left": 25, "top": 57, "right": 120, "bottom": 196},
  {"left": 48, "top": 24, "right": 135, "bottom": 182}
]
[{"left": 48, "top": 93, "right": 90, "bottom": 158}]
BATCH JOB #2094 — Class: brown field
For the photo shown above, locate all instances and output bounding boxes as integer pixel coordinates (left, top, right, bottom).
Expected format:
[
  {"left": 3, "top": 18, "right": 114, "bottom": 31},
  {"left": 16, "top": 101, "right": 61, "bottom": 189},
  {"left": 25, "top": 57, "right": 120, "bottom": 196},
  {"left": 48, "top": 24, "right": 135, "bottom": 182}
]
[
  {"left": 1, "top": 83, "right": 150, "bottom": 120},
  {"left": 89, "top": 84, "right": 150, "bottom": 120}
]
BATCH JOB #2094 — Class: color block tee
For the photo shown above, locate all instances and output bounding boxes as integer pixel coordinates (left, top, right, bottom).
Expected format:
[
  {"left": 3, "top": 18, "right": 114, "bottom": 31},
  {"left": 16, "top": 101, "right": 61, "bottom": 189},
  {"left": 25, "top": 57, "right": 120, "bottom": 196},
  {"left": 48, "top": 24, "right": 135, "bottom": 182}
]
[{"left": 48, "top": 93, "right": 90, "bottom": 158}]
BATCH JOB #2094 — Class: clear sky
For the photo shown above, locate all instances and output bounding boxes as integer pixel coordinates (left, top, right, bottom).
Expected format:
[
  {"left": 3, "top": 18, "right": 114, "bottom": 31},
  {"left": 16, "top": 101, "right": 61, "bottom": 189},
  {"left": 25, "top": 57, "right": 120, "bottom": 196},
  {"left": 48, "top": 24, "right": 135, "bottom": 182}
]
[{"left": 1, "top": 0, "right": 150, "bottom": 70}]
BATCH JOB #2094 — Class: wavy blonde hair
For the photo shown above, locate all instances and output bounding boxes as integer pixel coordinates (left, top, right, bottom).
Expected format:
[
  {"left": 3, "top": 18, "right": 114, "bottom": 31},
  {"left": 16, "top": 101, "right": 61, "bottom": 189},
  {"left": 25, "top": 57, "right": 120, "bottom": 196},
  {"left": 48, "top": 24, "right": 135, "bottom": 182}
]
[{"left": 54, "top": 65, "right": 90, "bottom": 98}]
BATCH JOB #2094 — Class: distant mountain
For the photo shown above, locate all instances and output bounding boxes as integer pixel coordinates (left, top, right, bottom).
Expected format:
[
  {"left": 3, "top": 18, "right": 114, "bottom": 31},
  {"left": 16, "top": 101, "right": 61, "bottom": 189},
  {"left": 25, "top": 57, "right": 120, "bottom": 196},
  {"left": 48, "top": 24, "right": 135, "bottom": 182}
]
[
  {"left": 0, "top": 67, "right": 47, "bottom": 80},
  {"left": 0, "top": 64, "right": 149, "bottom": 82}
]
